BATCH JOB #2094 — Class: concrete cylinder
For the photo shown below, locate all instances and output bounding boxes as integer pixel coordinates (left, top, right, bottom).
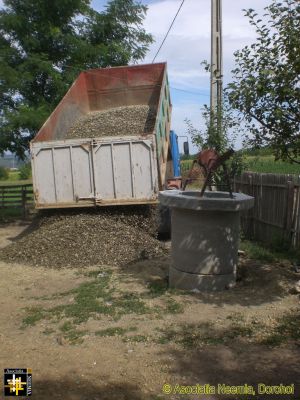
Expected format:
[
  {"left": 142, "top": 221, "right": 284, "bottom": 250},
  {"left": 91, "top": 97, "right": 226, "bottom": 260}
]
[{"left": 159, "top": 190, "right": 254, "bottom": 291}]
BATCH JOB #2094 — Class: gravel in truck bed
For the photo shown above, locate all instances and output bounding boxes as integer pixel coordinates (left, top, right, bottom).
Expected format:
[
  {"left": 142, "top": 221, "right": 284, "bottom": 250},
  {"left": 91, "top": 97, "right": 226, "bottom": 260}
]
[
  {"left": 0, "top": 206, "right": 165, "bottom": 268},
  {"left": 65, "top": 105, "right": 156, "bottom": 139}
]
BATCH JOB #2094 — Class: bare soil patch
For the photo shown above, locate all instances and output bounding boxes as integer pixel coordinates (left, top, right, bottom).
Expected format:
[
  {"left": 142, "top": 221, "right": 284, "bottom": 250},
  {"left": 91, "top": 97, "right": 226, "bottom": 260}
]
[{"left": 0, "top": 222, "right": 299, "bottom": 399}]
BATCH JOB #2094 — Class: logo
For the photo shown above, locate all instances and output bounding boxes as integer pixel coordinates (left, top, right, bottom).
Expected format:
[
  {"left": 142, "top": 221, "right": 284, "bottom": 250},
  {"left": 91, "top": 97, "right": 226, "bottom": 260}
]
[{"left": 4, "top": 369, "right": 32, "bottom": 397}]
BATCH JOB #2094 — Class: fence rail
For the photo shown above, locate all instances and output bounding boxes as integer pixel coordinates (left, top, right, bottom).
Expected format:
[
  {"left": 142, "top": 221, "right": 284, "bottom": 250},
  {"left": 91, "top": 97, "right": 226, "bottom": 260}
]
[
  {"left": 0, "top": 184, "right": 33, "bottom": 217},
  {"left": 234, "top": 172, "right": 300, "bottom": 248}
]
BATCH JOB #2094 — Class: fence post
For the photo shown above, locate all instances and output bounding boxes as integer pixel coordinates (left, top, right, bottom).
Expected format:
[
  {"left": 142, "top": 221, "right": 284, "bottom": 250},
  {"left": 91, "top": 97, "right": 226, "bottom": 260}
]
[
  {"left": 247, "top": 173, "right": 253, "bottom": 239},
  {"left": 21, "top": 186, "right": 27, "bottom": 219},
  {"left": 285, "top": 180, "right": 294, "bottom": 243}
]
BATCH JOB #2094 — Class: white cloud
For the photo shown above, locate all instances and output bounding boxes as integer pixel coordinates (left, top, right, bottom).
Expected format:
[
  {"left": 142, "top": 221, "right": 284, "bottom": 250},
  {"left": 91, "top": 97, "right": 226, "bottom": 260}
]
[
  {"left": 0, "top": 0, "right": 270, "bottom": 152},
  {"left": 141, "top": 0, "right": 270, "bottom": 150}
]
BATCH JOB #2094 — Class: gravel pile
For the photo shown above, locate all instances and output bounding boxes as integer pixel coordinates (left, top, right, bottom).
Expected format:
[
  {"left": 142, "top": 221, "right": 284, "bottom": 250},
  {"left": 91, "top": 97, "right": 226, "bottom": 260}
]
[
  {"left": 0, "top": 206, "right": 164, "bottom": 268},
  {"left": 66, "top": 105, "right": 156, "bottom": 139}
]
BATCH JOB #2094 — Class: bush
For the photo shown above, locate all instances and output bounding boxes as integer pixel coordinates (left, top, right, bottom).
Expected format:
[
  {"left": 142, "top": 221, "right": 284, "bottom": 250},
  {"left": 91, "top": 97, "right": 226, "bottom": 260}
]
[
  {"left": 0, "top": 166, "right": 9, "bottom": 180},
  {"left": 19, "top": 163, "right": 32, "bottom": 180}
]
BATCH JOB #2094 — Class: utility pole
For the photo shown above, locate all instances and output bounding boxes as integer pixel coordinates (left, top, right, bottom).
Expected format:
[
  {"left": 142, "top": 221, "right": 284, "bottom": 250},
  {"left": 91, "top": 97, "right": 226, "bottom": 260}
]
[{"left": 210, "top": 0, "right": 223, "bottom": 139}]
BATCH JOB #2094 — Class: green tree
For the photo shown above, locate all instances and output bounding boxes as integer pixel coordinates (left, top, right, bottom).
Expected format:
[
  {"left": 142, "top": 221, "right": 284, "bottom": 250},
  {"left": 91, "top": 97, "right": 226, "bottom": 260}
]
[
  {"left": 185, "top": 99, "right": 246, "bottom": 182},
  {"left": 0, "top": 166, "right": 9, "bottom": 180},
  {"left": 0, "top": 0, "right": 153, "bottom": 158},
  {"left": 227, "top": 0, "right": 300, "bottom": 163},
  {"left": 19, "top": 162, "right": 31, "bottom": 180}
]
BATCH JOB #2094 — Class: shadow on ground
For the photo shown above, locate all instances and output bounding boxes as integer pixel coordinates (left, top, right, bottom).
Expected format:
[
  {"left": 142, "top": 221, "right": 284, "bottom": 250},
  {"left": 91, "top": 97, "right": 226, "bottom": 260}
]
[
  {"left": 120, "top": 256, "right": 298, "bottom": 308},
  {"left": 31, "top": 379, "right": 156, "bottom": 400},
  {"left": 161, "top": 339, "right": 300, "bottom": 399}
]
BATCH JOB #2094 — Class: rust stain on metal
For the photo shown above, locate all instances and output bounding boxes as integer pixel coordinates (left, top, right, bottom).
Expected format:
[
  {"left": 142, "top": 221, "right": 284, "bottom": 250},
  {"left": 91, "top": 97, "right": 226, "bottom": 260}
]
[
  {"left": 35, "top": 199, "right": 159, "bottom": 209},
  {"left": 31, "top": 63, "right": 166, "bottom": 143},
  {"left": 34, "top": 190, "right": 40, "bottom": 203},
  {"left": 167, "top": 178, "right": 182, "bottom": 190},
  {"left": 183, "top": 148, "right": 235, "bottom": 197},
  {"left": 80, "top": 143, "right": 91, "bottom": 152}
]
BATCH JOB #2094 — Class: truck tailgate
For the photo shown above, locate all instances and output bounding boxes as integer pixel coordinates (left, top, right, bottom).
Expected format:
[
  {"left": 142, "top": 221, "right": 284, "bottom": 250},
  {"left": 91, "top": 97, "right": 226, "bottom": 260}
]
[{"left": 31, "top": 136, "right": 158, "bottom": 208}]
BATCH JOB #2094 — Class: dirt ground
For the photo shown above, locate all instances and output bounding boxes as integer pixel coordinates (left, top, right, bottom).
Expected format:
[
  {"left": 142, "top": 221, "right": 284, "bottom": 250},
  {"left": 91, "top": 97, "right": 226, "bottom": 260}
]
[{"left": 0, "top": 222, "right": 299, "bottom": 400}]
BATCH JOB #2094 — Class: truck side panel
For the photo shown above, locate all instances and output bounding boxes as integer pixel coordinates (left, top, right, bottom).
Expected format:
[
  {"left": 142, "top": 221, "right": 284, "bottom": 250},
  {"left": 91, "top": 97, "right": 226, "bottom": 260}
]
[{"left": 155, "top": 74, "right": 172, "bottom": 188}]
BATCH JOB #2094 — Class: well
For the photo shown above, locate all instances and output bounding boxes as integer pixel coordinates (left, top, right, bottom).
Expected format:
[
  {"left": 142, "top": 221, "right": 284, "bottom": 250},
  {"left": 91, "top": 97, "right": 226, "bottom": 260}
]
[{"left": 159, "top": 190, "right": 254, "bottom": 291}]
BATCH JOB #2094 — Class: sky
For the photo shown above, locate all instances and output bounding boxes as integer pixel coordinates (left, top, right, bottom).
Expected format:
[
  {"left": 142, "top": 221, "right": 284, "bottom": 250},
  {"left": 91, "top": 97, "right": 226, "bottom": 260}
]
[
  {"left": 0, "top": 0, "right": 271, "bottom": 152},
  {"left": 91, "top": 0, "right": 271, "bottom": 152}
]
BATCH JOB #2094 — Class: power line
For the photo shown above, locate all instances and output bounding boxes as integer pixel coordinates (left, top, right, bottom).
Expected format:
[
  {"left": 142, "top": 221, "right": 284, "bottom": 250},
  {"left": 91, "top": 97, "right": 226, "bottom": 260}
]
[
  {"left": 0, "top": 49, "right": 210, "bottom": 98},
  {"left": 152, "top": 0, "right": 185, "bottom": 63},
  {"left": 0, "top": 54, "right": 210, "bottom": 98},
  {"left": 171, "top": 86, "right": 210, "bottom": 97}
]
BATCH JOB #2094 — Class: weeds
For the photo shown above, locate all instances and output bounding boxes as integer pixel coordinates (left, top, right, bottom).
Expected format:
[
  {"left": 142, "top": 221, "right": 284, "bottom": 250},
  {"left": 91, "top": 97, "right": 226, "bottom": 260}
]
[
  {"left": 240, "top": 240, "right": 300, "bottom": 263},
  {"left": 157, "top": 309, "right": 300, "bottom": 348},
  {"left": 114, "top": 293, "right": 150, "bottom": 317},
  {"left": 164, "top": 298, "right": 184, "bottom": 314},
  {"left": 59, "top": 321, "right": 87, "bottom": 344},
  {"left": 157, "top": 322, "right": 229, "bottom": 348},
  {"left": 261, "top": 309, "right": 300, "bottom": 346},
  {"left": 147, "top": 280, "right": 168, "bottom": 297},
  {"left": 22, "top": 270, "right": 185, "bottom": 336},
  {"left": 240, "top": 241, "right": 276, "bottom": 262},
  {"left": 22, "top": 306, "right": 46, "bottom": 327},
  {"left": 125, "top": 335, "right": 149, "bottom": 343},
  {"left": 157, "top": 320, "right": 253, "bottom": 348}
]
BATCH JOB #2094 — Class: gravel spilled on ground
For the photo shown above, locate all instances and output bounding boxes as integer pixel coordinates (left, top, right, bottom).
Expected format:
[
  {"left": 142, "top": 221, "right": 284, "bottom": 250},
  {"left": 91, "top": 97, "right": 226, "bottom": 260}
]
[
  {"left": 66, "top": 105, "right": 156, "bottom": 139},
  {"left": 0, "top": 206, "right": 165, "bottom": 268}
]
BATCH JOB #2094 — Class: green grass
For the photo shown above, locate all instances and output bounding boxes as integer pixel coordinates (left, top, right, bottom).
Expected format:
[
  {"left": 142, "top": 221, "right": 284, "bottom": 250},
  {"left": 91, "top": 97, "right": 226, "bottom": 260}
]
[
  {"left": 22, "top": 269, "right": 185, "bottom": 332},
  {"left": 0, "top": 170, "right": 32, "bottom": 186},
  {"left": 59, "top": 321, "right": 87, "bottom": 344},
  {"left": 156, "top": 322, "right": 231, "bottom": 347},
  {"left": 113, "top": 293, "right": 151, "bottom": 317},
  {"left": 240, "top": 241, "right": 276, "bottom": 263},
  {"left": 157, "top": 321, "right": 253, "bottom": 348},
  {"left": 22, "top": 272, "right": 115, "bottom": 326},
  {"left": 0, "top": 179, "right": 32, "bottom": 186},
  {"left": 180, "top": 159, "right": 193, "bottom": 174},
  {"left": 51, "top": 273, "right": 117, "bottom": 323},
  {"left": 156, "top": 309, "right": 300, "bottom": 348},
  {"left": 0, "top": 208, "right": 25, "bottom": 220},
  {"left": 147, "top": 280, "right": 169, "bottom": 297},
  {"left": 0, "top": 171, "right": 33, "bottom": 220},
  {"left": 180, "top": 155, "right": 300, "bottom": 175},
  {"left": 59, "top": 321, "right": 74, "bottom": 333},
  {"left": 125, "top": 334, "right": 148, "bottom": 343},
  {"left": 261, "top": 310, "right": 300, "bottom": 346},
  {"left": 22, "top": 306, "right": 46, "bottom": 327},
  {"left": 164, "top": 298, "right": 184, "bottom": 314},
  {"left": 143, "top": 279, "right": 181, "bottom": 299},
  {"left": 240, "top": 239, "right": 300, "bottom": 263},
  {"left": 245, "top": 155, "right": 300, "bottom": 174}
]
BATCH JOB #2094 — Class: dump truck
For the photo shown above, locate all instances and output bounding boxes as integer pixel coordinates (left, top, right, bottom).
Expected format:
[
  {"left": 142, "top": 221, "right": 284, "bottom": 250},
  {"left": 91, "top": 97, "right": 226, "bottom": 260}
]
[{"left": 31, "top": 63, "right": 181, "bottom": 209}]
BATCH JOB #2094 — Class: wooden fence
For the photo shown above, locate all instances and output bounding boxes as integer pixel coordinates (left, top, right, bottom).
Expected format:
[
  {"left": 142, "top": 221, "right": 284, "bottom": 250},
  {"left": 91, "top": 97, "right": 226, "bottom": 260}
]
[
  {"left": 234, "top": 172, "right": 300, "bottom": 248},
  {"left": 0, "top": 184, "right": 34, "bottom": 218}
]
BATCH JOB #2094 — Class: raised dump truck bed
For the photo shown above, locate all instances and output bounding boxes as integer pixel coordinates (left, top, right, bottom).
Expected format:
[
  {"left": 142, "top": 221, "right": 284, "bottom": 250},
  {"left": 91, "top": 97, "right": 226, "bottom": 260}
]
[{"left": 31, "top": 63, "right": 174, "bottom": 208}]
